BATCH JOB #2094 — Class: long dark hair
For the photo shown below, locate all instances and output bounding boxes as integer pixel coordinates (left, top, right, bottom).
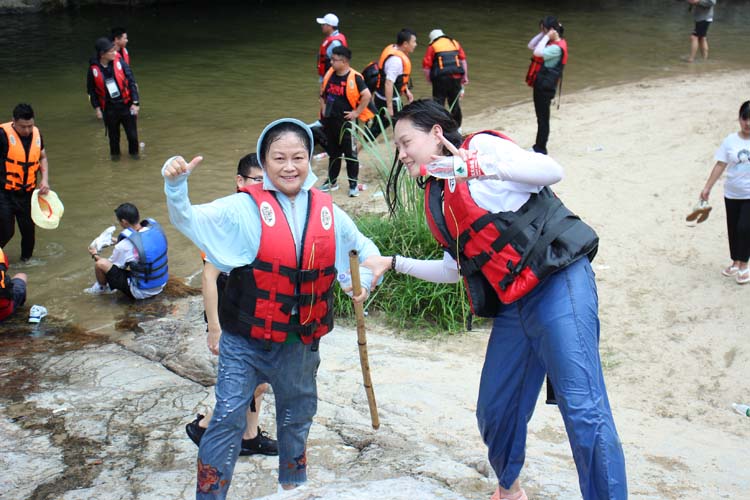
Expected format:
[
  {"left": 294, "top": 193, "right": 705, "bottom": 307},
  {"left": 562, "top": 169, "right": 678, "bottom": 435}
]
[{"left": 385, "top": 99, "right": 462, "bottom": 215}]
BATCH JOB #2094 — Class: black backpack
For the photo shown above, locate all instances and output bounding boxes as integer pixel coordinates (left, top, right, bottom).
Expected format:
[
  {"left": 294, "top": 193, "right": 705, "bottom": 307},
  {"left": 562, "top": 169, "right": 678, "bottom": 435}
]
[{"left": 361, "top": 61, "right": 381, "bottom": 94}]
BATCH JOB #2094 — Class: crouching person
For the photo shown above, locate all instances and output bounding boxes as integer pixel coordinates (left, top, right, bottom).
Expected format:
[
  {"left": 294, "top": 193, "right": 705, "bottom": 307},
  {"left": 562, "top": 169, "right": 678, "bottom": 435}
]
[{"left": 86, "top": 202, "right": 168, "bottom": 299}]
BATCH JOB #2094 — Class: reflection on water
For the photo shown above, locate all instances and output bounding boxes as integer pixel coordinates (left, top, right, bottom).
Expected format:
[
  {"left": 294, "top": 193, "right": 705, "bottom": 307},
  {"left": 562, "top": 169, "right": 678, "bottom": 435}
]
[{"left": 0, "top": 0, "right": 747, "bottom": 330}]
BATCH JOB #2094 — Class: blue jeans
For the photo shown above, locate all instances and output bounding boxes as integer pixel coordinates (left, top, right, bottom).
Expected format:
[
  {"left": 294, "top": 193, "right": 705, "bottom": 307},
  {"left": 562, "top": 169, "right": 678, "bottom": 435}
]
[
  {"left": 196, "top": 331, "right": 320, "bottom": 499},
  {"left": 477, "top": 258, "right": 627, "bottom": 499}
]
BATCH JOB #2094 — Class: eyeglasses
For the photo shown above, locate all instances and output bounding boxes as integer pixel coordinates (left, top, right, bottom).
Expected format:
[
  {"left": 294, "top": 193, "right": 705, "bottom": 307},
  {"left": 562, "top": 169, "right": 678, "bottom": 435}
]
[
  {"left": 240, "top": 175, "right": 264, "bottom": 183},
  {"left": 330, "top": 57, "right": 345, "bottom": 63}
]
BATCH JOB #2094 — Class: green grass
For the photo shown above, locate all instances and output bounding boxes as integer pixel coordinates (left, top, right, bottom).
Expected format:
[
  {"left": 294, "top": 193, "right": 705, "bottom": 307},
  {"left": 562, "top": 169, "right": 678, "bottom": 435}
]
[{"left": 331, "top": 118, "right": 473, "bottom": 335}]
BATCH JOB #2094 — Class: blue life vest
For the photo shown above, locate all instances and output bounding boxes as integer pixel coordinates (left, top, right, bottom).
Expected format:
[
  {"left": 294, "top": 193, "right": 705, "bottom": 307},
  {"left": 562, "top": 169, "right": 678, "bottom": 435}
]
[{"left": 118, "top": 219, "right": 169, "bottom": 290}]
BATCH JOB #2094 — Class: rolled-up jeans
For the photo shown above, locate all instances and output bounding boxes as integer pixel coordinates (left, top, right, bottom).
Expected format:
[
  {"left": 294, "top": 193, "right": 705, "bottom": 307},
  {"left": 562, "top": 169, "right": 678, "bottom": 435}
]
[
  {"left": 477, "top": 258, "right": 627, "bottom": 499},
  {"left": 196, "top": 331, "right": 320, "bottom": 499}
]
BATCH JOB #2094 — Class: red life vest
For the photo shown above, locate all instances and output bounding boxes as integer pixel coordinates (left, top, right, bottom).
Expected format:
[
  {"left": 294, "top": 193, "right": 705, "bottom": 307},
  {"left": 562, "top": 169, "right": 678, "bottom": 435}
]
[
  {"left": 525, "top": 38, "right": 568, "bottom": 87},
  {"left": 318, "top": 32, "right": 348, "bottom": 77},
  {"left": 117, "top": 47, "right": 130, "bottom": 66},
  {"left": 1, "top": 122, "right": 41, "bottom": 192},
  {"left": 0, "top": 248, "right": 14, "bottom": 321},
  {"left": 219, "top": 184, "right": 337, "bottom": 349},
  {"left": 423, "top": 130, "right": 598, "bottom": 315},
  {"left": 89, "top": 59, "right": 132, "bottom": 110},
  {"left": 320, "top": 68, "right": 375, "bottom": 122}
]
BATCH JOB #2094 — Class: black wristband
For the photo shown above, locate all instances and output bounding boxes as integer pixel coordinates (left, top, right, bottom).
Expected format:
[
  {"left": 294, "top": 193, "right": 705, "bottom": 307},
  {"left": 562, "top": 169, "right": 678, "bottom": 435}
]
[{"left": 391, "top": 255, "right": 397, "bottom": 271}]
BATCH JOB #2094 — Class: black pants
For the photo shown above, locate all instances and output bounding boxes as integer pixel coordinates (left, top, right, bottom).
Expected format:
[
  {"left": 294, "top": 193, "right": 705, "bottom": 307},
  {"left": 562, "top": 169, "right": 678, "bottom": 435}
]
[
  {"left": 432, "top": 75, "right": 463, "bottom": 127},
  {"left": 725, "top": 197, "right": 750, "bottom": 262},
  {"left": 0, "top": 189, "right": 35, "bottom": 260},
  {"left": 104, "top": 103, "right": 139, "bottom": 156},
  {"left": 532, "top": 87, "right": 555, "bottom": 155},
  {"left": 368, "top": 94, "right": 393, "bottom": 140},
  {"left": 323, "top": 117, "right": 358, "bottom": 189}
]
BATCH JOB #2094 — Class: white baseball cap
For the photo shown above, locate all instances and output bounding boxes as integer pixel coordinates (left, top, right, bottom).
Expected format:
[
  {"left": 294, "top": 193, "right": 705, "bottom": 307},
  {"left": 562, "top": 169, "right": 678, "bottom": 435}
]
[
  {"left": 429, "top": 29, "right": 445, "bottom": 44},
  {"left": 316, "top": 13, "right": 339, "bottom": 27}
]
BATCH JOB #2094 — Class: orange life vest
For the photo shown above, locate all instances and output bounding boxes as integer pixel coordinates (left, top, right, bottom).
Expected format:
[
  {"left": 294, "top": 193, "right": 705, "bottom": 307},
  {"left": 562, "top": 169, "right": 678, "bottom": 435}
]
[
  {"left": 320, "top": 68, "right": 375, "bottom": 122},
  {"left": 526, "top": 39, "right": 568, "bottom": 87},
  {"left": 219, "top": 184, "right": 337, "bottom": 350},
  {"left": 317, "top": 32, "right": 348, "bottom": 77},
  {"left": 429, "top": 36, "right": 464, "bottom": 79},
  {"left": 1, "top": 122, "right": 41, "bottom": 192},
  {"left": 0, "top": 248, "right": 14, "bottom": 321},
  {"left": 377, "top": 45, "right": 412, "bottom": 95},
  {"left": 89, "top": 59, "right": 132, "bottom": 110},
  {"left": 424, "top": 130, "right": 598, "bottom": 315}
]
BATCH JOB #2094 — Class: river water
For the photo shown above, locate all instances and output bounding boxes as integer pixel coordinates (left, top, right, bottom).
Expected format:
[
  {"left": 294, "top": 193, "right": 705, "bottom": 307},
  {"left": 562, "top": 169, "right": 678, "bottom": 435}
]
[{"left": 0, "top": 0, "right": 748, "bottom": 332}]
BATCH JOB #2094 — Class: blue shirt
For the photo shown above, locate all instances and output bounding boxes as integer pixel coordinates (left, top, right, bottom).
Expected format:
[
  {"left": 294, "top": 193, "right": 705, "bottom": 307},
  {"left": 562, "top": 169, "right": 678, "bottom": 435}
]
[{"left": 162, "top": 157, "right": 379, "bottom": 290}]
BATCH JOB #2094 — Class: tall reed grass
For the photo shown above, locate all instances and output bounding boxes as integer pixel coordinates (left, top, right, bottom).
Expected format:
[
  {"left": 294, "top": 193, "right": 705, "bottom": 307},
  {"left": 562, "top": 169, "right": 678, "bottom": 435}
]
[{"left": 332, "top": 116, "right": 472, "bottom": 335}]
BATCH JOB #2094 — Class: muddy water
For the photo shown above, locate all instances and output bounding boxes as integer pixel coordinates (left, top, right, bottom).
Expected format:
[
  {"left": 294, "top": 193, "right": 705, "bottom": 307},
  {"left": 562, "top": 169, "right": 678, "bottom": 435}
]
[{"left": 0, "top": 0, "right": 748, "bottom": 333}]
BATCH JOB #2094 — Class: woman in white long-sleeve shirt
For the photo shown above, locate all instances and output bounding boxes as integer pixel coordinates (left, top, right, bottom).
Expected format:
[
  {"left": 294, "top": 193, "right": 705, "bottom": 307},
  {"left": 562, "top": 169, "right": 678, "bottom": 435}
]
[{"left": 365, "top": 100, "right": 627, "bottom": 500}]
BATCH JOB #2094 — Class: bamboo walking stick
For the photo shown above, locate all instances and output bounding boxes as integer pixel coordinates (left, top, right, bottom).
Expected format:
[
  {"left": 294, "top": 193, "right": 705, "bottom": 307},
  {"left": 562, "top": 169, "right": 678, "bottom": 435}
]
[{"left": 348, "top": 249, "right": 380, "bottom": 429}]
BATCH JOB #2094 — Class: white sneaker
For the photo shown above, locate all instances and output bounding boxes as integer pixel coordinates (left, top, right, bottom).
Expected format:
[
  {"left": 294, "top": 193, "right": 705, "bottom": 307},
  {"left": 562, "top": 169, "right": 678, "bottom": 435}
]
[
  {"left": 83, "top": 283, "right": 113, "bottom": 295},
  {"left": 28, "top": 305, "right": 48, "bottom": 323},
  {"left": 320, "top": 180, "right": 339, "bottom": 192},
  {"left": 348, "top": 187, "right": 360, "bottom": 197}
]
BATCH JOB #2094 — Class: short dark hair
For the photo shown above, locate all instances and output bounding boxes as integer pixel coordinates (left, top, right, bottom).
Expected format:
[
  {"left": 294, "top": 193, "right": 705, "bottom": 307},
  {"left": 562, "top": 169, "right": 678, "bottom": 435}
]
[
  {"left": 237, "top": 153, "right": 261, "bottom": 176},
  {"left": 12, "top": 103, "right": 34, "bottom": 121},
  {"left": 111, "top": 27, "right": 127, "bottom": 39},
  {"left": 740, "top": 101, "right": 750, "bottom": 120},
  {"left": 543, "top": 16, "right": 564, "bottom": 37},
  {"left": 331, "top": 45, "right": 352, "bottom": 61},
  {"left": 114, "top": 202, "right": 139, "bottom": 224},
  {"left": 397, "top": 28, "right": 417, "bottom": 46}
]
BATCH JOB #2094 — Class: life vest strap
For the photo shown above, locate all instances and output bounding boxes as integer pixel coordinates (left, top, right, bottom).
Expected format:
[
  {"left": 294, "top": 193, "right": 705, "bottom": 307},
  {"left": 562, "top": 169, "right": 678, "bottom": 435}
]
[{"left": 251, "top": 261, "right": 336, "bottom": 285}]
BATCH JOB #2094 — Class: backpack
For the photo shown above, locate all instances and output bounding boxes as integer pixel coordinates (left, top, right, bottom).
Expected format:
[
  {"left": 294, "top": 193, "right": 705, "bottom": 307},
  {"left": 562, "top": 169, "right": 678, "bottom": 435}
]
[{"left": 361, "top": 61, "right": 381, "bottom": 94}]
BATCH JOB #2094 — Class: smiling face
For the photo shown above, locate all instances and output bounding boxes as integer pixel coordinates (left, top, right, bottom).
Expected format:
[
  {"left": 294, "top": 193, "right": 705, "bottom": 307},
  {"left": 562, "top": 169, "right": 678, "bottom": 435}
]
[
  {"left": 263, "top": 132, "right": 310, "bottom": 197},
  {"left": 393, "top": 118, "right": 443, "bottom": 178}
]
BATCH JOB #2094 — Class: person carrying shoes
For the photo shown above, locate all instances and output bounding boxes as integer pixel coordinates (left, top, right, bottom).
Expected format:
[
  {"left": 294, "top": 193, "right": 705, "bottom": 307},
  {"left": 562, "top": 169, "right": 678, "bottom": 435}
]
[
  {"left": 698, "top": 100, "right": 750, "bottom": 285},
  {"left": 186, "top": 153, "right": 277, "bottom": 457}
]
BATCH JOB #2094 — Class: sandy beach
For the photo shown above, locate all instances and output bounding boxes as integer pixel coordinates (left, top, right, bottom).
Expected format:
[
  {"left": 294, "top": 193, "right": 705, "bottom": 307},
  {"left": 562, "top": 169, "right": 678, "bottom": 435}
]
[{"left": 463, "top": 69, "right": 750, "bottom": 497}]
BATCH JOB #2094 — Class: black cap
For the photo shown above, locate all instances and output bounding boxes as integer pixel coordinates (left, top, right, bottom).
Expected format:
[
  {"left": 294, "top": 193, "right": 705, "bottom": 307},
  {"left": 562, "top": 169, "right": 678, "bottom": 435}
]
[{"left": 94, "top": 37, "right": 115, "bottom": 54}]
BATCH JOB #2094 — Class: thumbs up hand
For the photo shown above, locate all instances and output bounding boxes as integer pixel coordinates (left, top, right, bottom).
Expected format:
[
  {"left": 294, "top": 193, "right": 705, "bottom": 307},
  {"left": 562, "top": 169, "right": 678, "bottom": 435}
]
[{"left": 163, "top": 155, "right": 203, "bottom": 180}]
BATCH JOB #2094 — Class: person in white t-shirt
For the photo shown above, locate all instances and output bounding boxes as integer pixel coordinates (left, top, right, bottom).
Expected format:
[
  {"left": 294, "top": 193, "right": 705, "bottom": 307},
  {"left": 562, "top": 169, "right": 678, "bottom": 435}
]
[
  {"left": 364, "top": 100, "right": 627, "bottom": 500},
  {"left": 700, "top": 100, "right": 750, "bottom": 284}
]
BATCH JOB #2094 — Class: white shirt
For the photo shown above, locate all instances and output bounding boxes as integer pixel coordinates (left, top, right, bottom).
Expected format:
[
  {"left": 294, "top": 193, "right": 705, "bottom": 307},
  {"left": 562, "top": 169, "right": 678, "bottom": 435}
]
[
  {"left": 396, "top": 133, "right": 564, "bottom": 281},
  {"left": 715, "top": 132, "right": 750, "bottom": 200},
  {"left": 374, "top": 53, "right": 405, "bottom": 101},
  {"left": 110, "top": 226, "right": 165, "bottom": 299}
]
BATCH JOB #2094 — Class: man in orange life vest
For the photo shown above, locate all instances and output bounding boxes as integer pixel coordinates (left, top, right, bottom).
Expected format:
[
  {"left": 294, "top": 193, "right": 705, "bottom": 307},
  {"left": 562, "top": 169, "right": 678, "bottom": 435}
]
[
  {"left": 87, "top": 37, "right": 140, "bottom": 157},
  {"left": 0, "top": 103, "right": 51, "bottom": 261},
  {"left": 0, "top": 247, "right": 27, "bottom": 323},
  {"left": 369, "top": 28, "right": 417, "bottom": 140},
  {"left": 316, "top": 12, "right": 347, "bottom": 82},
  {"left": 422, "top": 29, "right": 468, "bottom": 127},
  {"left": 319, "top": 45, "right": 373, "bottom": 197},
  {"left": 111, "top": 26, "right": 131, "bottom": 66}
]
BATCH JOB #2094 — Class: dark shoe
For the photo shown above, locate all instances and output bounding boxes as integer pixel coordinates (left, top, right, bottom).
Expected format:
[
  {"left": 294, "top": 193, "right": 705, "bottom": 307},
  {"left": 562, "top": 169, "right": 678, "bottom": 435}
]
[
  {"left": 240, "top": 426, "right": 278, "bottom": 456},
  {"left": 185, "top": 414, "right": 206, "bottom": 447}
]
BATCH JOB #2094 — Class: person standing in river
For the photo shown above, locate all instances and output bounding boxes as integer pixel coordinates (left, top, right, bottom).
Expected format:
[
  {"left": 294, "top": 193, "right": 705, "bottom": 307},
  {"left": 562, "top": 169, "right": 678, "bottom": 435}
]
[
  {"left": 0, "top": 103, "right": 51, "bottom": 262},
  {"left": 162, "top": 118, "right": 380, "bottom": 497},
  {"left": 316, "top": 12, "right": 347, "bottom": 83},
  {"left": 111, "top": 27, "right": 132, "bottom": 67},
  {"left": 686, "top": 0, "right": 717, "bottom": 62},
  {"left": 86, "top": 37, "right": 140, "bottom": 157}
]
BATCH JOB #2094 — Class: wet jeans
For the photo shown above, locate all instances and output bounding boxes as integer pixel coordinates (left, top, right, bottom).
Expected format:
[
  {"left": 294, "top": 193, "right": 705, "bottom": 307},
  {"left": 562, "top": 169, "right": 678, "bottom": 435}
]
[
  {"left": 196, "top": 331, "right": 320, "bottom": 499},
  {"left": 477, "top": 258, "right": 627, "bottom": 499}
]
